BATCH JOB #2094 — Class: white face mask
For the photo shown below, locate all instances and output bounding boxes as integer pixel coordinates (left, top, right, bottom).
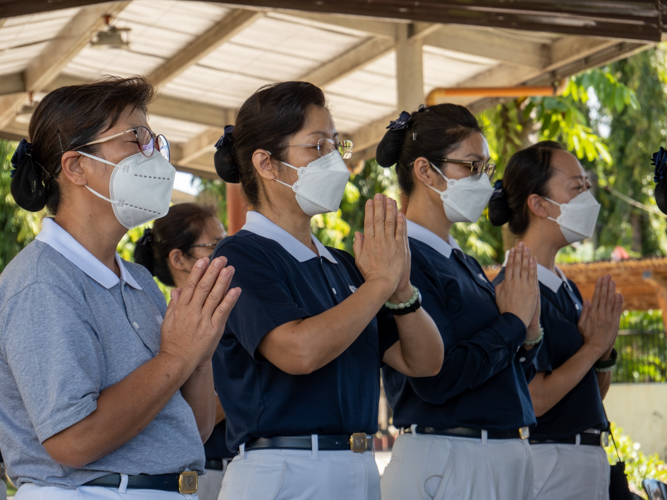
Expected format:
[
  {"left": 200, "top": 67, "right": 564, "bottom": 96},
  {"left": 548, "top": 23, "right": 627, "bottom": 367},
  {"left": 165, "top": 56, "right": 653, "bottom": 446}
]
[
  {"left": 544, "top": 190, "right": 600, "bottom": 244},
  {"left": 427, "top": 163, "right": 495, "bottom": 223},
  {"left": 79, "top": 150, "right": 175, "bottom": 229},
  {"left": 275, "top": 150, "right": 351, "bottom": 217}
]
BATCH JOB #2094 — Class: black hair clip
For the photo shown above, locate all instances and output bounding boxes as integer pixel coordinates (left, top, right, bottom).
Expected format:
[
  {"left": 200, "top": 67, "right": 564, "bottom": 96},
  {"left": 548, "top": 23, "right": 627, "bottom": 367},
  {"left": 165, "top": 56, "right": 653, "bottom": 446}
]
[
  {"left": 417, "top": 104, "right": 429, "bottom": 113},
  {"left": 387, "top": 111, "right": 412, "bottom": 131},
  {"left": 215, "top": 125, "right": 235, "bottom": 150},
  {"left": 11, "top": 139, "right": 34, "bottom": 179},
  {"left": 491, "top": 179, "right": 505, "bottom": 200},
  {"left": 652, "top": 147, "right": 667, "bottom": 183}
]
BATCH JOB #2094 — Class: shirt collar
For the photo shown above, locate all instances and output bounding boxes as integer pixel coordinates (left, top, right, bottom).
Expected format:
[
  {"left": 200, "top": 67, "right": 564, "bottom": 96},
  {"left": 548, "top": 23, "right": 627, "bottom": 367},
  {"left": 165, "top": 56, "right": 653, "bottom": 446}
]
[
  {"left": 501, "top": 250, "right": 566, "bottom": 293},
  {"left": 36, "top": 218, "right": 142, "bottom": 290},
  {"left": 406, "top": 220, "right": 461, "bottom": 258},
  {"left": 242, "top": 211, "right": 338, "bottom": 264}
]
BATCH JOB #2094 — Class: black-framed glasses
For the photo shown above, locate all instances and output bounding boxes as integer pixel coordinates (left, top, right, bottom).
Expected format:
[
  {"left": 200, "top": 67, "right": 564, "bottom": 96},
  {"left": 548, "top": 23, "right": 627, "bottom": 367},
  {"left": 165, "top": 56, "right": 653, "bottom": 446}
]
[
  {"left": 436, "top": 158, "right": 496, "bottom": 180},
  {"left": 76, "top": 126, "right": 170, "bottom": 161},
  {"left": 287, "top": 138, "right": 354, "bottom": 159}
]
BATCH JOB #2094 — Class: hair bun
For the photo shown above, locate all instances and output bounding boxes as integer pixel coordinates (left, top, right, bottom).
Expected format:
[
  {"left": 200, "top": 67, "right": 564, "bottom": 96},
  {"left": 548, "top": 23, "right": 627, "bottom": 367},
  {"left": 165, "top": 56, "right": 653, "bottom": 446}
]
[
  {"left": 488, "top": 179, "right": 512, "bottom": 226},
  {"left": 214, "top": 125, "right": 240, "bottom": 183},
  {"left": 133, "top": 228, "right": 156, "bottom": 275},
  {"left": 10, "top": 139, "right": 48, "bottom": 212},
  {"left": 376, "top": 111, "right": 412, "bottom": 168}
]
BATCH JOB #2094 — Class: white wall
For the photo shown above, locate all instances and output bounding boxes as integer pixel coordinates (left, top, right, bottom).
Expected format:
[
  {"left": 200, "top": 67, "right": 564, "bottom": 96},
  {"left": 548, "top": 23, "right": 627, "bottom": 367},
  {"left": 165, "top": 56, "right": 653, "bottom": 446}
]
[{"left": 605, "top": 383, "right": 667, "bottom": 459}]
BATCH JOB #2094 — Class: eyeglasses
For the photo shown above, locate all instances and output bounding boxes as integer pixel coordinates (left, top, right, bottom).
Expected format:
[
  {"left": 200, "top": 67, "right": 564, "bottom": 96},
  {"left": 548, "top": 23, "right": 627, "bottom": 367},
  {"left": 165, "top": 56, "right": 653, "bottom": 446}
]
[
  {"left": 436, "top": 158, "right": 496, "bottom": 180},
  {"left": 75, "top": 126, "right": 170, "bottom": 161},
  {"left": 287, "top": 138, "right": 354, "bottom": 159},
  {"left": 188, "top": 241, "right": 222, "bottom": 250}
]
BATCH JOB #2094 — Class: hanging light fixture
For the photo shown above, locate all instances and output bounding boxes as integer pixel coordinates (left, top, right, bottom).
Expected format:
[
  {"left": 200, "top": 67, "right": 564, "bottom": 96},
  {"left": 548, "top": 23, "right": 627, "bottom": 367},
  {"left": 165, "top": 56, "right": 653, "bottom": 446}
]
[{"left": 90, "top": 14, "right": 130, "bottom": 50}]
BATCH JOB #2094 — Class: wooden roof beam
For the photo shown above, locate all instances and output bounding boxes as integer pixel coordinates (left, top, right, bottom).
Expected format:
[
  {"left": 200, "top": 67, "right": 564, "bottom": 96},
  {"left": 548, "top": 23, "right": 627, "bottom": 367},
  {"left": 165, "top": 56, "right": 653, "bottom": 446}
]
[
  {"left": 0, "top": 2, "right": 130, "bottom": 128},
  {"left": 147, "top": 9, "right": 263, "bottom": 88},
  {"left": 423, "top": 25, "right": 550, "bottom": 68}
]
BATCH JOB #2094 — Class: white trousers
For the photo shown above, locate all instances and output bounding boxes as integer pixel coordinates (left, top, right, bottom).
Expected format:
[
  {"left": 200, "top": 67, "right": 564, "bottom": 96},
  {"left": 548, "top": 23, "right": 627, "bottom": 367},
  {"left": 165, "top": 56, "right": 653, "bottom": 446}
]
[
  {"left": 381, "top": 433, "right": 534, "bottom": 500},
  {"left": 532, "top": 443, "right": 610, "bottom": 500},
  {"left": 15, "top": 482, "right": 198, "bottom": 500},
  {"left": 218, "top": 448, "right": 380, "bottom": 500},
  {"left": 197, "top": 464, "right": 228, "bottom": 500}
]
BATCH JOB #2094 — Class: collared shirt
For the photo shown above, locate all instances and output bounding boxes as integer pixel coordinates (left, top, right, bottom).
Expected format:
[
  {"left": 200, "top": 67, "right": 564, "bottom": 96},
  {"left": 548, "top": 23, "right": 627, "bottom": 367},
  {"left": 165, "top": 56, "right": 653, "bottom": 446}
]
[
  {"left": 495, "top": 259, "right": 607, "bottom": 439},
  {"left": 0, "top": 218, "right": 204, "bottom": 488},
  {"left": 211, "top": 211, "right": 399, "bottom": 450},
  {"left": 383, "top": 222, "right": 537, "bottom": 431}
]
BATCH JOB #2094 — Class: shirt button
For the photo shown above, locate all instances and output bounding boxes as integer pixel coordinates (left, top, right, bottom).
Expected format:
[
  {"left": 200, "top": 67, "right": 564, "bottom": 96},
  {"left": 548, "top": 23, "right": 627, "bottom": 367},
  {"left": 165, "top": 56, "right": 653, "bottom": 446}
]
[
  {"left": 132, "top": 321, "right": 140, "bottom": 329},
  {"left": 519, "top": 357, "right": 526, "bottom": 362}
]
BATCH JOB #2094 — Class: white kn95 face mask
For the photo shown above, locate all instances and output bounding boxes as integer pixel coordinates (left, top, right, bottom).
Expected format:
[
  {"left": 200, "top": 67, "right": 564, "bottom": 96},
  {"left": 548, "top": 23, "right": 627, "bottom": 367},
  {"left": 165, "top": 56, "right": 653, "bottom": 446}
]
[
  {"left": 275, "top": 150, "right": 351, "bottom": 217},
  {"left": 79, "top": 150, "right": 175, "bottom": 229}
]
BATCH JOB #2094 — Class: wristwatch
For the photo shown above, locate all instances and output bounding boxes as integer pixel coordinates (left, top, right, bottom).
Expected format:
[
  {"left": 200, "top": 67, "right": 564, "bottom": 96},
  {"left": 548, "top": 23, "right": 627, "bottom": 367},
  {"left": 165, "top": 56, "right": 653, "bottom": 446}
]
[{"left": 594, "top": 348, "right": 617, "bottom": 371}]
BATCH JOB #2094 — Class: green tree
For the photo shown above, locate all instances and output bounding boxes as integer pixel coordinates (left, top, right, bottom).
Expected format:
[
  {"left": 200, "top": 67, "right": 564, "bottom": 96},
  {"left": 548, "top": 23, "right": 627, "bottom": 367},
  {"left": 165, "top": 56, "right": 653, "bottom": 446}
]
[
  {"left": 0, "top": 140, "right": 44, "bottom": 272},
  {"left": 594, "top": 45, "right": 667, "bottom": 257}
]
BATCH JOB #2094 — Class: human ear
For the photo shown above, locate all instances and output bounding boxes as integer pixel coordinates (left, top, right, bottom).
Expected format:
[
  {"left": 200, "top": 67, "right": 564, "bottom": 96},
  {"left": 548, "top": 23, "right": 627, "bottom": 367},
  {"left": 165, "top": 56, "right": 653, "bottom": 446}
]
[
  {"left": 59, "top": 151, "right": 88, "bottom": 186},
  {"left": 252, "top": 150, "right": 279, "bottom": 181},
  {"left": 413, "top": 157, "right": 443, "bottom": 188},
  {"left": 168, "top": 248, "right": 190, "bottom": 272},
  {"left": 526, "top": 194, "right": 549, "bottom": 219}
]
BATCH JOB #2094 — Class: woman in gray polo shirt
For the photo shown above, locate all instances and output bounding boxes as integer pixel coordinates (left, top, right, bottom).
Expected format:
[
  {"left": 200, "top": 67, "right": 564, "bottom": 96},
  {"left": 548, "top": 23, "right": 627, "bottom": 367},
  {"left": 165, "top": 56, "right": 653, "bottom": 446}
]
[{"left": 0, "top": 77, "right": 240, "bottom": 499}]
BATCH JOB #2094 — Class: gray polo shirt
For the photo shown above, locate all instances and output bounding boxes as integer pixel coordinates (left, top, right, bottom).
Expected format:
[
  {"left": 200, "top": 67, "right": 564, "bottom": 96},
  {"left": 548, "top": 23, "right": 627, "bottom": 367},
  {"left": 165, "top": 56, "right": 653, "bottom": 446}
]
[{"left": 0, "top": 218, "right": 205, "bottom": 488}]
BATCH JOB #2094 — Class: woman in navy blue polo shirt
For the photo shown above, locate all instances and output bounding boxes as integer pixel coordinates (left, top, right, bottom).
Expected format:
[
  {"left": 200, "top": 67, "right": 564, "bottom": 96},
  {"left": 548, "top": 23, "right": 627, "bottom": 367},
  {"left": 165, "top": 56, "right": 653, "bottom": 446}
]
[
  {"left": 134, "top": 203, "right": 233, "bottom": 500},
  {"left": 489, "top": 141, "right": 623, "bottom": 500},
  {"left": 210, "top": 81, "right": 444, "bottom": 500},
  {"left": 376, "top": 104, "right": 542, "bottom": 500}
]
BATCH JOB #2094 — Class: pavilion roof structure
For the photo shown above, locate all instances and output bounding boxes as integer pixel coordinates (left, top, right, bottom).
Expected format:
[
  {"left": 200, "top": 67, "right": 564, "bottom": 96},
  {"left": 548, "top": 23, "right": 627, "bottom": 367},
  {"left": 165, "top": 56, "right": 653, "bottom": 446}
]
[{"left": 0, "top": 0, "right": 664, "bottom": 179}]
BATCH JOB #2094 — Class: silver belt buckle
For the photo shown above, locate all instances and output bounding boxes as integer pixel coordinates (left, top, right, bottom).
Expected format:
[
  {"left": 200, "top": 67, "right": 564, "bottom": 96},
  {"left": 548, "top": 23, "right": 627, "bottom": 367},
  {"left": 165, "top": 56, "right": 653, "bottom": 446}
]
[
  {"left": 601, "top": 431, "right": 610, "bottom": 447},
  {"left": 178, "top": 471, "right": 198, "bottom": 494},
  {"left": 350, "top": 433, "right": 368, "bottom": 453},
  {"left": 519, "top": 427, "right": 530, "bottom": 440}
]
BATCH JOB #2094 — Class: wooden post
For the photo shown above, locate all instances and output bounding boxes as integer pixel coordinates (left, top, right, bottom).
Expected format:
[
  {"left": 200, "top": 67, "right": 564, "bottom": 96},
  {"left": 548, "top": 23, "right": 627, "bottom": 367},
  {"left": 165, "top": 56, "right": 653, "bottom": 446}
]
[
  {"left": 226, "top": 183, "right": 246, "bottom": 235},
  {"left": 396, "top": 24, "right": 424, "bottom": 112}
]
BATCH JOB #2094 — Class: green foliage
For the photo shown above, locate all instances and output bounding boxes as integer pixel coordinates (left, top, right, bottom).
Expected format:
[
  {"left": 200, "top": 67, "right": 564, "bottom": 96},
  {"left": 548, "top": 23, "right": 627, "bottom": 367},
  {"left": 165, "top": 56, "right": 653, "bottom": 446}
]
[
  {"left": 620, "top": 310, "right": 664, "bottom": 331},
  {"left": 593, "top": 44, "right": 667, "bottom": 256},
  {"left": 197, "top": 178, "right": 228, "bottom": 229},
  {"left": 0, "top": 140, "right": 44, "bottom": 272},
  {"left": 605, "top": 423, "right": 667, "bottom": 498}
]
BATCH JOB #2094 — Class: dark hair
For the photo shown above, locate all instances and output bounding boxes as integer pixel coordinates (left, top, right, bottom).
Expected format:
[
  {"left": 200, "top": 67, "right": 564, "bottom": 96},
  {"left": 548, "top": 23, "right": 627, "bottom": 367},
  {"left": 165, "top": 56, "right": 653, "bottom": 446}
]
[
  {"left": 133, "top": 203, "right": 218, "bottom": 287},
  {"left": 376, "top": 104, "right": 482, "bottom": 195},
  {"left": 214, "top": 81, "right": 327, "bottom": 207},
  {"left": 488, "top": 141, "right": 566, "bottom": 235},
  {"left": 11, "top": 76, "right": 154, "bottom": 214}
]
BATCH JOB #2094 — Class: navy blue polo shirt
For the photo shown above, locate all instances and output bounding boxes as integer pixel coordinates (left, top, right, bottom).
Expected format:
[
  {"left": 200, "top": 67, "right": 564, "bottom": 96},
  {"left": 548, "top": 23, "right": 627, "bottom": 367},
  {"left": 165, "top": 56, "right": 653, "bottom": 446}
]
[
  {"left": 204, "top": 420, "right": 235, "bottom": 461},
  {"left": 211, "top": 211, "right": 399, "bottom": 451},
  {"left": 494, "top": 264, "right": 607, "bottom": 439},
  {"left": 383, "top": 221, "right": 538, "bottom": 431}
]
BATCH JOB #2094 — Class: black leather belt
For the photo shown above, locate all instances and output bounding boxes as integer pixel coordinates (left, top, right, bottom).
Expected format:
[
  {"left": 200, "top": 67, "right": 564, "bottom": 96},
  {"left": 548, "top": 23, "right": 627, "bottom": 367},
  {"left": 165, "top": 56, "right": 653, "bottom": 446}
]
[
  {"left": 84, "top": 471, "right": 198, "bottom": 494},
  {"left": 530, "top": 432, "right": 609, "bottom": 447},
  {"left": 246, "top": 433, "right": 374, "bottom": 453},
  {"left": 404, "top": 425, "right": 530, "bottom": 440},
  {"left": 204, "top": 459, "right": 224, "bottom": 470}
]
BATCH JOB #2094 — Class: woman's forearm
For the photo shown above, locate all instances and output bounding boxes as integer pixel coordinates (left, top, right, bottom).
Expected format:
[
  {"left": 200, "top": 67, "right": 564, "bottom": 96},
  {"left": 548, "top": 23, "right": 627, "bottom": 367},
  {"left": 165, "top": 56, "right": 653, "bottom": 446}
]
[
  {"left": 181, "top": 361, "right": 216, "bottom": 442},
  {"left": 383, "top": 308, "right": 443, "bottom": 377},
  {"left": 42, "top": 352, "right": 192, "bottom": 469},
  {"left": 258, "top": 279, "right": 391, "bottom": 375},
  {"left": 529, "top": 343, "right": 601, "bottom": 417}
]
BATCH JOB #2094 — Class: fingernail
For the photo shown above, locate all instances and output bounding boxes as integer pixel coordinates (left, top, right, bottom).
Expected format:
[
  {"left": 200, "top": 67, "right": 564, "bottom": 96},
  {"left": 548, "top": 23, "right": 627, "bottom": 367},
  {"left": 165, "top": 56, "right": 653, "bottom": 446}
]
[
  {"left": 367, "top": 200, "right": 373, "bottom": 206},
  {"left": 222, "top": 268, "right": 230, "bottom": 278},
  {"left": 228, "top": 288, "right": 239, "bottom": 298},
  {"left": 196, "top": 259, "right": 206, "bottom": 268},
  {"left": 212, "top": 258, "right": 223, "bottom": 268}
]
